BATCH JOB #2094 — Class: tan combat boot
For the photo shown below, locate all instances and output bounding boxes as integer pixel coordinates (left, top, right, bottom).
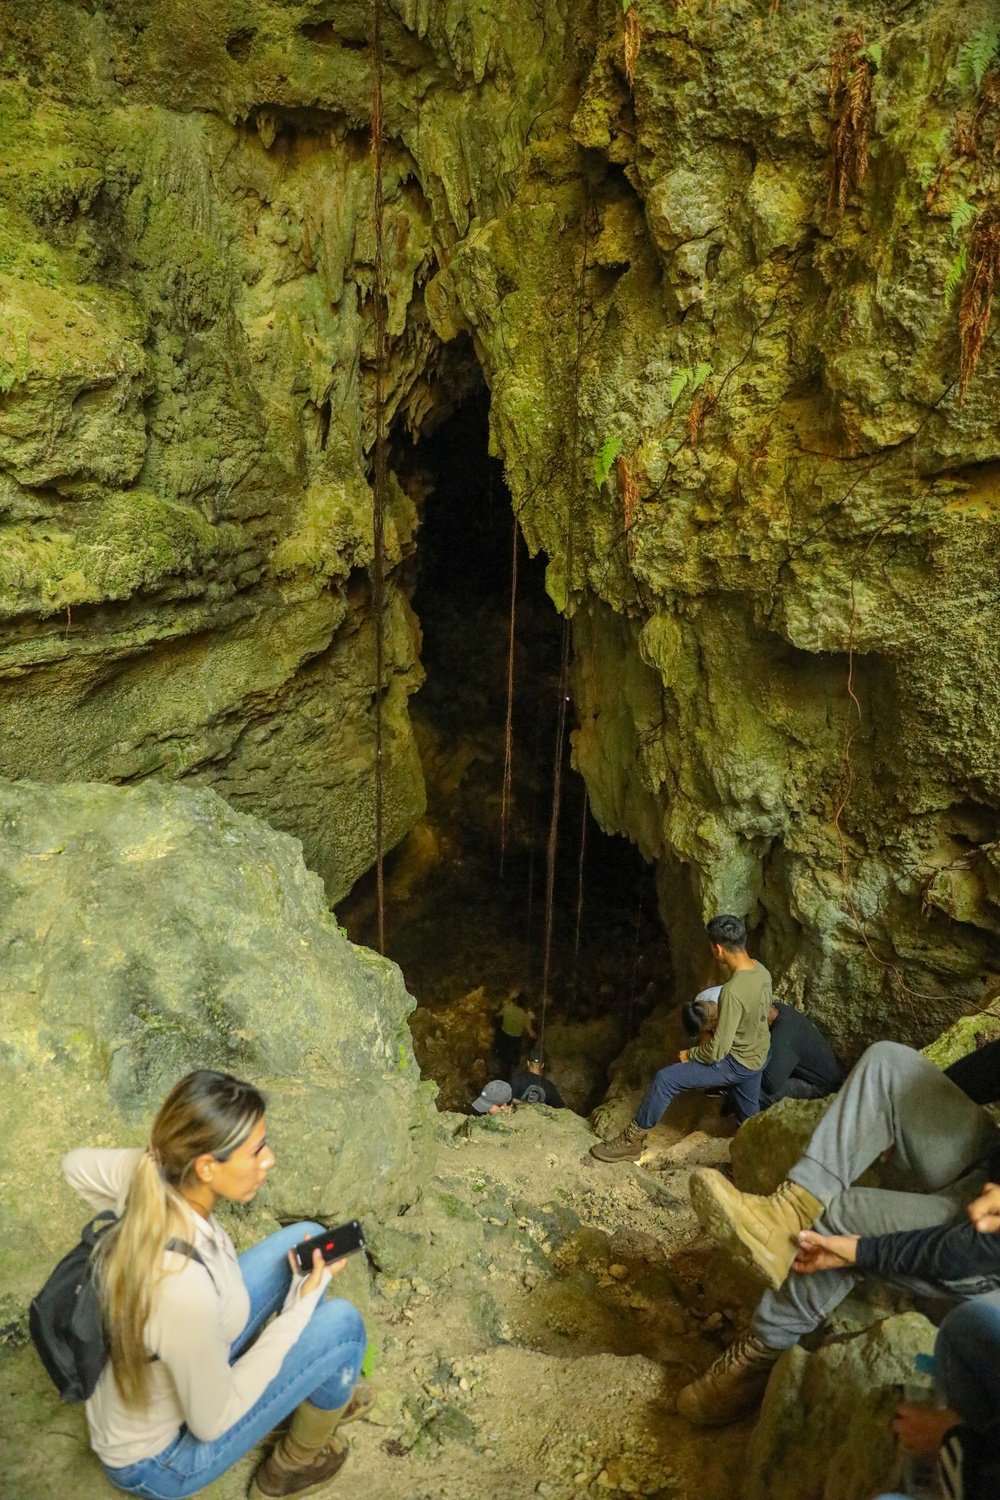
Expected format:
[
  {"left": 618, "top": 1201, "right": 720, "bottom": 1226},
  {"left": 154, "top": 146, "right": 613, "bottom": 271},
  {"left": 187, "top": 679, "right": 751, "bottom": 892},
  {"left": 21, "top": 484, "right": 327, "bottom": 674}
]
[
  {"left": 676, "top": 1331, "right": 781, "bottom": 1426},
  {"left": 250, "top": 1399, "right": 351, "bottom": 1498},
  {"left": 689, "top": 1169, "right": 823, "bottom": 1289},
  {"left": 589, "top": 1119, "right": 649, "bottom": 1162}
]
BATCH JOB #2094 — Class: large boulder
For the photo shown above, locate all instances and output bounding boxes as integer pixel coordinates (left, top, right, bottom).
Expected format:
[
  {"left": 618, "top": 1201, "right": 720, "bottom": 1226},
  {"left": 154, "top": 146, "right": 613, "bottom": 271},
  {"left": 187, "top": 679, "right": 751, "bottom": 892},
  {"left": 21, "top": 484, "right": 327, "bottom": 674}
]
[
  {"left": 0, "top": 776, "right": 437, "bottom": 1330},
  {"left": 743, "top": 1312, "right": 935, "bottom": 1500}
]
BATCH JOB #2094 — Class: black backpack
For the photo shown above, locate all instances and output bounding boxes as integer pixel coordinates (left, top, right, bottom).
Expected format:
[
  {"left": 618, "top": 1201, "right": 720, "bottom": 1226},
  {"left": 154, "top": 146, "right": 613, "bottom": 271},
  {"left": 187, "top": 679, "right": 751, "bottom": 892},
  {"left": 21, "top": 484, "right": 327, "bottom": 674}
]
[{"left": 29, "top": 1211, "right": 210, "bottom": 1404}]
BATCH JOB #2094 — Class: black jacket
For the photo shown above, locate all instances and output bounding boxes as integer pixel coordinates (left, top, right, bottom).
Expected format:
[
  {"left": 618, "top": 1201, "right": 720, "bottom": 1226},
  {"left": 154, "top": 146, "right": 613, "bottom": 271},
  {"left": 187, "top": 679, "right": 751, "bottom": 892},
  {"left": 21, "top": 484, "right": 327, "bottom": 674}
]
[
  {"left": 760, "top": 1003, "right": 845, "bottom": 1104},
  {"left": 510, "top": 1067, "right": 563, "bottom": 1108}
]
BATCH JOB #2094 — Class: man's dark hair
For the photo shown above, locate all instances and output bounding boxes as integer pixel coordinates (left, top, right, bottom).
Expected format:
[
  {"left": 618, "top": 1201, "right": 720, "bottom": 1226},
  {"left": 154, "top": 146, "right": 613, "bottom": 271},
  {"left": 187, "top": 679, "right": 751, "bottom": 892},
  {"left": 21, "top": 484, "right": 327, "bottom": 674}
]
[
  {"left": 681, "top": 1000, "right": 714, "bottom": 1039},
  {"left": 706, "top": 913, "right": 747, "bottom": 951}
]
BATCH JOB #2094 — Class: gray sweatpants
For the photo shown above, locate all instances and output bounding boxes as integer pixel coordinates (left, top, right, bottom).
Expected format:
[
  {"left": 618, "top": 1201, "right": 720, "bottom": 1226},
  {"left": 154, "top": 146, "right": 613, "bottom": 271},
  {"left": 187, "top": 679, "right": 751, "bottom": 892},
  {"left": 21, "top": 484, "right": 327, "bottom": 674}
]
[{"left": 752, "top": 1040, "right": 1000, "bottom": 1349}]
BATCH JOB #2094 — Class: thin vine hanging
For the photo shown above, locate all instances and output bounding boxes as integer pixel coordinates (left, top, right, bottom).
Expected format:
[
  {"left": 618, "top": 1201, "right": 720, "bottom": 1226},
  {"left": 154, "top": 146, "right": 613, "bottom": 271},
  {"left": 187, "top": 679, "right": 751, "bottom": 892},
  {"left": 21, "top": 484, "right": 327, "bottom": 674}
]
[{"left": 369, "top": 0, "right": 388, "bottom": 953}]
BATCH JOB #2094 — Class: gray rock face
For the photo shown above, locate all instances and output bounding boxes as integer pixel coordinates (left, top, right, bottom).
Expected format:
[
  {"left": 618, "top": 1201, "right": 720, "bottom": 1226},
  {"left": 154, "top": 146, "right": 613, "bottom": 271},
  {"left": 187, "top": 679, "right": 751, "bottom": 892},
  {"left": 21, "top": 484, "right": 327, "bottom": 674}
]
[
  {"left": 745, "top": 1312, "right": 935, "bottom": 1500},
  {"left": 0, "top": 776, "right": 436, "bottom": 1327}
]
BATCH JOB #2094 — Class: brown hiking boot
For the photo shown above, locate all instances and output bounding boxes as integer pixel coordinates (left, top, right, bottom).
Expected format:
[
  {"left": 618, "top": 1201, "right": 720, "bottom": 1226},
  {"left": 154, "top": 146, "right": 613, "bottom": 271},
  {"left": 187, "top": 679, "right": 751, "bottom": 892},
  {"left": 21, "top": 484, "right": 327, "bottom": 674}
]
[
  {"left": 689, "top": 1170, "right": 823, "bottom": 1289},
  {"left": 590, "top": 1119, "right": 649, "bottom": 1162},
  {"left": 676, "top": 1332, "right": 780, "bottom": 1426},
  {"left": 250, "top": 1436, "right": 348, "bottom": 1498},
  {"left": 250, "top": 1397, "right": 351, "bottom": 1499}
]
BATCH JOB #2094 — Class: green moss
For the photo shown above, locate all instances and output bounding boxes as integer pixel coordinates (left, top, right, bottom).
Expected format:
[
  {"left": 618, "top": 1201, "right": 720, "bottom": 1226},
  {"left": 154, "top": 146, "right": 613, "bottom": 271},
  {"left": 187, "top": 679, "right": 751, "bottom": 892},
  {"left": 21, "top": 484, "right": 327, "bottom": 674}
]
[{"left": 0, "top": 492, "right": 242, "bottom": 618}]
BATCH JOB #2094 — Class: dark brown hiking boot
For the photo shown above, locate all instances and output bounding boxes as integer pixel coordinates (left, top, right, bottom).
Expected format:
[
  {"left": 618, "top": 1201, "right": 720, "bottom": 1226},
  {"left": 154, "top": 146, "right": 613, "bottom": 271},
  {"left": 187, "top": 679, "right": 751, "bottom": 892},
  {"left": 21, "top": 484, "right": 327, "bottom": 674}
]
[
  {"left": 249, "top": 1436, "right": 348, "bottom": 1498},
  {"left": 675, "top": 1332, "right": 781, "bottom": 1426},
  {"left": 590, "top": 1119, "right": 649, "bottom": 1162}
]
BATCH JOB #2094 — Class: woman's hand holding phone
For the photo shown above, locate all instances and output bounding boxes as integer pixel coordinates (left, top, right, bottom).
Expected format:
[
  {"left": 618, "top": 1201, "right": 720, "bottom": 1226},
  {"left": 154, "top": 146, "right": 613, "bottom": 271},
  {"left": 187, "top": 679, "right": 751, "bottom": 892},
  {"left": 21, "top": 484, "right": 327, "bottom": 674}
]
[{"left": 288, "top": 1235, "right": 347, "bottom": 1298}]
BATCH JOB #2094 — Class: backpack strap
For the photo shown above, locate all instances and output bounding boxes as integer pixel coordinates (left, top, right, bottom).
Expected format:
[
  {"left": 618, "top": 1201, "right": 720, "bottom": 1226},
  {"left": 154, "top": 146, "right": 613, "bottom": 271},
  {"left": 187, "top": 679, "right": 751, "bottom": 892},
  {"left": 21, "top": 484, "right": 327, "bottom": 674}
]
[
  {"left": 81, "top": 1210, "right": 119, "bottom": 1249},
  {"left": 164, "top": 1238, "right": 219, "bottom": 1295},
  {"left": 145, "top": 1239, "right": 220, "bottom": 1367}
]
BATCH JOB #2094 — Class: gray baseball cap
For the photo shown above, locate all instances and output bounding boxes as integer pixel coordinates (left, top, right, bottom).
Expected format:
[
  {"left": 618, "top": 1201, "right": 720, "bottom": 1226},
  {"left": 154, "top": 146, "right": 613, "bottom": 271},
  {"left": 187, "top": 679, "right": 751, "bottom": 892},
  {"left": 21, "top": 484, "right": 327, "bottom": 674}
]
[{"left": 472, "top": 1080, "right": 513, "bottom": 1113}]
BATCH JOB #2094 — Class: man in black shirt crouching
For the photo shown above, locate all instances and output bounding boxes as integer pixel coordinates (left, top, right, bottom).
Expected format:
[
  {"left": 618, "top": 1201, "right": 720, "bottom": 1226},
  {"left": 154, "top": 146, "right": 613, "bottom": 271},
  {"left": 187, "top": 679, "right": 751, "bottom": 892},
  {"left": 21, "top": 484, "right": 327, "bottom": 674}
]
[
  {"left": 511, "top": 1051, "right": 564, "bottom": 1108},
  {"left": 760, "top": 1001, "right": 846, "bottom": 1109}
]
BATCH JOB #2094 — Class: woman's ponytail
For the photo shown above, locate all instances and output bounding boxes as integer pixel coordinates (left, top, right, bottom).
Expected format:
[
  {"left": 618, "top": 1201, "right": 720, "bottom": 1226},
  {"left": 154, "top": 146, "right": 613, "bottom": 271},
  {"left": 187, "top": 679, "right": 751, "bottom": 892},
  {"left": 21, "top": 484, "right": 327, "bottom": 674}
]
[
  {"left": 95, "top": 1071, "right": 265, "bottom": 1409},
  {"left": 96, "top": 1150, "right": 173, "bottom": 1406}
]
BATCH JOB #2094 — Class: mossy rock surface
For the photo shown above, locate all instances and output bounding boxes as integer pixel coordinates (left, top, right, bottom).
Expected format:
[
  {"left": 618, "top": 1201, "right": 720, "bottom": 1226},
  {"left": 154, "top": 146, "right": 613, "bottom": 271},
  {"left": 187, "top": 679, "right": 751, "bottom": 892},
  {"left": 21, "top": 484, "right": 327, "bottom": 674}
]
[
  {"left": 0, "top": 775, "right": 437, "bottom": 1331},
  {"left": 4, "top": 0, "right": 1000, "bottom": 1045}
]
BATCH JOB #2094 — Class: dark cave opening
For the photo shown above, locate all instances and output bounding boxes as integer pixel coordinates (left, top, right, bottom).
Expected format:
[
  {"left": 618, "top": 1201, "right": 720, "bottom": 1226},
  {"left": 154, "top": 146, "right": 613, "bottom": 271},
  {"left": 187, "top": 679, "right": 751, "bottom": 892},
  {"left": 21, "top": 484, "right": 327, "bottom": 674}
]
[{"left": 339, "top": 383, "right": 670, "bottom": 1112}]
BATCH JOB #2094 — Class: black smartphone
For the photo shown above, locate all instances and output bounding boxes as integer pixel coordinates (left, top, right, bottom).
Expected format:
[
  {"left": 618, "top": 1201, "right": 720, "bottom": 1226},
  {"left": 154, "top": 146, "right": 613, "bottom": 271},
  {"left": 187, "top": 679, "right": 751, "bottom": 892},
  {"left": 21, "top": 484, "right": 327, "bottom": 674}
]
[{"left": 292, "top": 1220, "right": 366, "bottom": 1274}]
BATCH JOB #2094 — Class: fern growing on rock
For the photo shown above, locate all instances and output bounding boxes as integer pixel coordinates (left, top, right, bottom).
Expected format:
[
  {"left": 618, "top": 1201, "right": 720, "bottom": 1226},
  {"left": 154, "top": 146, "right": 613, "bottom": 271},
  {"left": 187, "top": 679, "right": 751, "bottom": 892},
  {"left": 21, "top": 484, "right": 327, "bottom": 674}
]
[
  {"left": 957, "top": 26, "right": 999, "bottom": 93},
  {"left": 593, "top": 435, "right": 624, "bottom": 491}
]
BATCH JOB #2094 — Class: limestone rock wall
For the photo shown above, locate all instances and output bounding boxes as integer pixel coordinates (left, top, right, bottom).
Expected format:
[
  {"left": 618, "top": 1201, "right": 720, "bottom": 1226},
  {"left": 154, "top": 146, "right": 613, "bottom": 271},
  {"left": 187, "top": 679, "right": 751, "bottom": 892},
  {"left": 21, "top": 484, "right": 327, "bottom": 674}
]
[
  {"left": 4, "top": 0, "right": 1000, "bottom": 1043},
  {"left": 0, "top": 776, "right": 437, "bottom": 1329}
]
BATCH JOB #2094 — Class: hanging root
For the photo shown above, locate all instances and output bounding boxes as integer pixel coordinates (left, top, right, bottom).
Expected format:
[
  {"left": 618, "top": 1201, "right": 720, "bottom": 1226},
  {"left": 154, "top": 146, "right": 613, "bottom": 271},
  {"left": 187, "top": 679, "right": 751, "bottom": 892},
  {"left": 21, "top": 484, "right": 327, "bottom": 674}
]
[
  {"left": 500, "top": 513, "right": 519, "bottom": 875},
  {"left": 369, "top": 0, "right": 388, "bottom": 953},
  {"left": 959, "top": 204, "right": 1000, "bottom": 398},
  {"left": 623, "top": 5, "right": 641, "bottom": 87},
  {"left": 827, "top": 26, "right": 873, "bottom": 214}
]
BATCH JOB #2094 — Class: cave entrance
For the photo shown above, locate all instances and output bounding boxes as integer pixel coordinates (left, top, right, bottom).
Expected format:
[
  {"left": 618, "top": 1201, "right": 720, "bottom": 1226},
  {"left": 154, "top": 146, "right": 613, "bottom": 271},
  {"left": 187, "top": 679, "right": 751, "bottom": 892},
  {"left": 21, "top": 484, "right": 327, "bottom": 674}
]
[{"left": 339, "top": 378, "right": 670, "bottom": 1112}]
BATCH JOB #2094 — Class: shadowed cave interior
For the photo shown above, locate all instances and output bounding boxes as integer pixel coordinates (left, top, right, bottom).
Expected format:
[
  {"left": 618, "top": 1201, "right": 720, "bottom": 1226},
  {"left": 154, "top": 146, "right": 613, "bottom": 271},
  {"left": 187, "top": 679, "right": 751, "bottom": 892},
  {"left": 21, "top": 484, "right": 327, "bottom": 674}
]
[{"left": 339, "top": 383, "right": 671, "bottom": 1112}]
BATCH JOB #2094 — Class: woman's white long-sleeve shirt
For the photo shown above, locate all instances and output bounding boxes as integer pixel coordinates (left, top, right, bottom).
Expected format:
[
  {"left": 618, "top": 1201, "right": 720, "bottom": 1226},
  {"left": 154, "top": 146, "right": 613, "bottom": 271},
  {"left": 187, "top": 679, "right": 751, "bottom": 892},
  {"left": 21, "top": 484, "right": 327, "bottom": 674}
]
[{"left": 62, "top": 1147, "right": 328, "bottom": 1469}]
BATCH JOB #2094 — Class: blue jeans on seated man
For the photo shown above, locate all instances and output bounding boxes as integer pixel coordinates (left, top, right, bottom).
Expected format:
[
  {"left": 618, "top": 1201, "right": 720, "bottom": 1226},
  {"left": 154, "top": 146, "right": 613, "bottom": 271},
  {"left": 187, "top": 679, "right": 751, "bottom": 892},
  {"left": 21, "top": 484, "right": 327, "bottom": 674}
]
[
  {"left": 103, "top": 1222, "right": 366, "bottom": 1500},
  {"left": 634, "top": 1055, "right": 762, "bottom": 1130}
]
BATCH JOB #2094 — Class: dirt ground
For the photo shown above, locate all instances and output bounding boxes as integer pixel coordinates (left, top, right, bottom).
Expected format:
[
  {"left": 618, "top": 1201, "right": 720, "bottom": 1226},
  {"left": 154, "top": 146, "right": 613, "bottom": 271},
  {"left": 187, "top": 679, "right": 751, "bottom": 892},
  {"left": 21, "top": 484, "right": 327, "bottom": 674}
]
[{"left": 2, "top": 1105, "right": 757, "bottom": 1500}]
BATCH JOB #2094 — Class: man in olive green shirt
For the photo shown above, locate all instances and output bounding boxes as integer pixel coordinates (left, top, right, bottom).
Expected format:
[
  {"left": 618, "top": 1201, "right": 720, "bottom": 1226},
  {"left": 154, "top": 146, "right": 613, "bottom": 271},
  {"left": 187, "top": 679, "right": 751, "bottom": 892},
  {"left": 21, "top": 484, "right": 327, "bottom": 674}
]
[{"left": 591, "top": 914, "right": 771, "bottom": 1162}]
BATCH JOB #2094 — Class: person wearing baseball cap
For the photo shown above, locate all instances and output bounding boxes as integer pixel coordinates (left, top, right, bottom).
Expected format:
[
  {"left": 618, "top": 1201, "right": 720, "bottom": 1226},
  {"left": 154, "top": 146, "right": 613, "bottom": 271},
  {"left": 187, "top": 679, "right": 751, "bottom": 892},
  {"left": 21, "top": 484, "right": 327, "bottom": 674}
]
[{"left": 471, "top": 1080, "right": 513, "bottom": 1115}]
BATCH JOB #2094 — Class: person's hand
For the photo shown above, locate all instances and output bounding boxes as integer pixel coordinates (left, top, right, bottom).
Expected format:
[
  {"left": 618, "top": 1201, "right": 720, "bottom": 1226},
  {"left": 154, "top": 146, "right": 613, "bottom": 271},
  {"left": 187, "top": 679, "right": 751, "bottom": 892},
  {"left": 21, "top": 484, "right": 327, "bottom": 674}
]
[
  {"left": 892, "top": 1402, "right": 961, "bottom": 1457},
  {"left": 678, "top": 1049, "right": 689, "bottom": 1063},
  {"left": 967, "top": 1181, "right": 1000, "bottom": 1232},
  {"left": 791, "top": 1230, "right": 859, "bottom": 1273},
  {"left": 287, "top": 1239, "right": 346, "bottom": 1298}
]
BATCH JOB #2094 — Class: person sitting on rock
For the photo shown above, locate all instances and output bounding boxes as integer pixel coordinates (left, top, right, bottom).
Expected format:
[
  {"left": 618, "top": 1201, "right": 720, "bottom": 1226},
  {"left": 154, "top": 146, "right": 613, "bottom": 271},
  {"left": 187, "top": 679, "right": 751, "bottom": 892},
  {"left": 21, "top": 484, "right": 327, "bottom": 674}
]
[
  {"left": 683, "top": 991, "right": 844, "bottom": 1111},
  {"left": 590, "top": 914, "right": 771, "bottom": 1163},
  {"left": 875, "top": 1297, "right": 1000, "bottom": 1500},
  {"left": 511, "top": 1050, "right": 564, "bottom": 1108},
  {"left": 675, "top": 1039, "right": 1000, "bottom": 1428},
  {"left": 494, "top": 990, "right": 536, "bottom": 1079},
  {"left": 62, "top": 1069, "right": 372, "bottom": 1500}
]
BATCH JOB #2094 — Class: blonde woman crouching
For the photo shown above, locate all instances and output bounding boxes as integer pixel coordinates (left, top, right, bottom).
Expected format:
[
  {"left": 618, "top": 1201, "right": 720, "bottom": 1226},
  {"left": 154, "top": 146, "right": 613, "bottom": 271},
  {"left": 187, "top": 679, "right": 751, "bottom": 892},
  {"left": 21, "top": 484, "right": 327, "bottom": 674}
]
[{"left": 62, "top": 1070, "right": 370, "bottom": 1499}]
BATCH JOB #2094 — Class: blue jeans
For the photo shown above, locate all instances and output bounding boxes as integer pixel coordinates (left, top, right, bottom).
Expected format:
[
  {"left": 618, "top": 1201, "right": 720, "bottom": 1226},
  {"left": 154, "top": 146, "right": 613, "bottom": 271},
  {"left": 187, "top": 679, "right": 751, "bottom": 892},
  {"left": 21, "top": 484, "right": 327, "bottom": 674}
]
[
  {"left": 103, "top": 1222, "right": 366, "bottom": 1500},
  {"left": 935, "top": 1298, "right": 1000, "bottom": 1430},
  {"left": 635, "top": 1055, "right": 762, "bottom": 1129}
]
